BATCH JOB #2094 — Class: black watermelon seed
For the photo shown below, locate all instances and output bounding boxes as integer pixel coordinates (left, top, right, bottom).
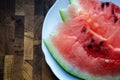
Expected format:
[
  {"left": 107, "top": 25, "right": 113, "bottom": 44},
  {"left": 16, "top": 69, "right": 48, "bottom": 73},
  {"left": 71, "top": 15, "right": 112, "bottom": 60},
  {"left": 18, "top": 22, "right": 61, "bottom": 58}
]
[
  {"left": 105, "top": 2, "right": 109, "bottom": 7},
  {"left": 87, "top": 44, "right": 93, "bottom": 49},
  {"left": 114, "top": 17, "right": 118, "bottom": 23},
  {"left": 101, "top": 3, "right": 105, "bottom": 9},
  {"left": 99, "top": 41, "right": 103, "bottom": 46}
]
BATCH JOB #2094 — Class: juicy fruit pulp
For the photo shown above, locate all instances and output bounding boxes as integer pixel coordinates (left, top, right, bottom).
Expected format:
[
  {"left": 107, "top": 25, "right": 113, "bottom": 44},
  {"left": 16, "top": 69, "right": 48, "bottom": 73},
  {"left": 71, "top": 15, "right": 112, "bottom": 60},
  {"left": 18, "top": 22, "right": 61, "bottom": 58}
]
[{"left": 46, "top": 0, "right": 120, "bottom": 79}]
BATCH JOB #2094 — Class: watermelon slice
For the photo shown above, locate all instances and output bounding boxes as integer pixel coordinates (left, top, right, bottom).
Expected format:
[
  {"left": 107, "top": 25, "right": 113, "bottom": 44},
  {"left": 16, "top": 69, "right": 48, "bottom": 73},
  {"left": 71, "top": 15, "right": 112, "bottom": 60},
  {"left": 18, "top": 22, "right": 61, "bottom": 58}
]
[{"left": 44, "top": 0, "right": 120, "bottom": 80}]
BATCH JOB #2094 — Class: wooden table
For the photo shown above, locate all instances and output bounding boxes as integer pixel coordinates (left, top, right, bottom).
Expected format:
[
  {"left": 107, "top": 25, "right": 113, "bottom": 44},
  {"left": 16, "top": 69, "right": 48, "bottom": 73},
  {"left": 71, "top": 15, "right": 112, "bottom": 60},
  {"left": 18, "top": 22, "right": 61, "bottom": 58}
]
[{"left": 0, "top": 0, "right": 59, "bottom": 80}]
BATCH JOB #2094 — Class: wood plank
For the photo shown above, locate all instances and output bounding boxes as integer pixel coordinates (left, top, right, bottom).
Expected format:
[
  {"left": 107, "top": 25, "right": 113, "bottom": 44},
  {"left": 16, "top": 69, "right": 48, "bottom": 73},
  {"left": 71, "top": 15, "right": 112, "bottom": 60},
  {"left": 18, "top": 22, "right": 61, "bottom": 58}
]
[
  {"left": 24, "top": 32, "right": 34, "bottom": 60},
  {"left": 0, "top": 0, "right": 15, "bottom": 16},
  {"left": 6, "top": 0, "right": 15, "bottom": 16},
  {"left": 34, "top": 16, "right": 44, "bottom": 41},
  {"left": 34, "top": 0, "right": 43, "bottom": 16},
  {"left": 32, "top": 15, "right": 43, "bottom": 80},
  {"left": 14, "top": 16, "right": 24, "bottom": 55},
  {"left": 24, "top": 5, "right": 34, "bottom": 32},
  {"left": 4, "top": 55, "right": 14, "bottom": 80},
  {"left": 12, "top": 55, "right": 23, "bottom": 80},
  {"left": 33, "top": 45, "right": 42, "bottom": 80},
  {"left": 15, "top": 0, "right": 25, "bottom": 15},
  {"left": 33, "top": 16, "right": 43, "bottom": 46},
  {"left": 5, "top": 17, "right": 15, "bottom": 55},
  {"left": 4, "top": 55, "right": 23, "bottom": 80},
  {"left": 23, "top": 61, "right": 33, "bottom": 80},
  {"left": 15, "top": 16, "right": 24, "bottom": 38}
]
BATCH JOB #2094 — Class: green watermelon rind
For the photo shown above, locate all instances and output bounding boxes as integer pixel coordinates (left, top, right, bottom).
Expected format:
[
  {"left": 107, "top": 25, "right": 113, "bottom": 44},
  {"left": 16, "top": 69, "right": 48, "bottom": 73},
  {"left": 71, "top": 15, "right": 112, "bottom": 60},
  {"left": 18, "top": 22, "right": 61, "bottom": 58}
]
[
  {"left": 43, "top": 37, "right": 120, "bottom": 80},
  {"left": 59, "top": 0, "right": 73, "bottom": 22},
  {"left": 44, "top": 38, "right": 92, "bottom": 80},
  {"left": 69, "top": 0, "right": 75, "bottom": 4},
  {"left": 69, "top": 0, "right": 80, "bottom": 6},
  {"left": 60, "top": 0, "right": 82, "bottom": 22},
  {"left": 59, "top": 9, "right": 69, "bottom": 22},
  {"left": 43, "top": 38, "right": 82, "bottom": 78}
]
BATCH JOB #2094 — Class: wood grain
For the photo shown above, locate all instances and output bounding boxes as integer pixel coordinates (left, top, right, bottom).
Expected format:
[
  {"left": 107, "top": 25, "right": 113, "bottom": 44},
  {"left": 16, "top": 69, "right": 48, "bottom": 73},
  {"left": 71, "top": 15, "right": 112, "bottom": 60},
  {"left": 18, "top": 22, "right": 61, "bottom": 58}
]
[
  {"left": 12, "top": 55, "right": 23, "bottom": 80},
  {"left": 14, "top": 16, "right": 24, "bottom": 55},
  {"left": 5, "top": 17, "right": 15, "bottom": 55},
  {"left": 23, "top": 61, "right": 33, "bottom": 80},
  {"left": 15, "top": 0, "right": 25, "bottom": 15},
  {"left": 0, "top": 0, "right": 59, "bottom": 80},
  {"left": 4, "top": 55, "right": 14, "bottom": 80},
  {"left": 4, "top": 55, "right": 24, "bottom": 80},
  {"left": 24, "top": 32, "right": 34, "bottom": 60}
]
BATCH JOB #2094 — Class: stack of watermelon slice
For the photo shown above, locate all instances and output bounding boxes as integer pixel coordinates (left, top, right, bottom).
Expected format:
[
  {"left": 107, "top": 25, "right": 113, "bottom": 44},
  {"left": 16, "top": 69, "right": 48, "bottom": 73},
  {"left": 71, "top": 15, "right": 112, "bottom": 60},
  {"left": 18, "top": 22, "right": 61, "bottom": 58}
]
[{"left": 44, "top": 0, "right": 120, "bottom": 80}]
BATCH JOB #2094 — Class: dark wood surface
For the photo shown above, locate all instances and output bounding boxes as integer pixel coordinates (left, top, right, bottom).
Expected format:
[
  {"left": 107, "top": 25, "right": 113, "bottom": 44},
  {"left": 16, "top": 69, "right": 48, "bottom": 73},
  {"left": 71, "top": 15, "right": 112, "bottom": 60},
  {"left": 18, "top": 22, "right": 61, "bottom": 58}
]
[{"left": 0, "top": 0, "right": 59, "bottom": 80}]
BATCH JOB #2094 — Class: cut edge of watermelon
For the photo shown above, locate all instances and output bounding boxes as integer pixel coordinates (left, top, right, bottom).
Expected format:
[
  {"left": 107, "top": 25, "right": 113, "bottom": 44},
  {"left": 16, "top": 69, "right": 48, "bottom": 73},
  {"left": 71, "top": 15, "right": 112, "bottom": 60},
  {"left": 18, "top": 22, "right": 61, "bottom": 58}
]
[
  {"left": 69, "top": 0, "right": 81, "bottom": 9},
  {"left": 43, "top": 38, "right": 83, "bottom": 78},
  {"left": 43, "top": 37, "right": 120, "bottom": 80},
  {"left": 69, "top": 0, "right": 75, "bottom": 4},
  {"left": 59, "top": 9, "right": 69, "bottom": 22},
  {"left": 60, "top": 0, "right": 82, "bottom": 22},
  {"left": 43, "top": 38, "right": 94, "bottom": 80}
]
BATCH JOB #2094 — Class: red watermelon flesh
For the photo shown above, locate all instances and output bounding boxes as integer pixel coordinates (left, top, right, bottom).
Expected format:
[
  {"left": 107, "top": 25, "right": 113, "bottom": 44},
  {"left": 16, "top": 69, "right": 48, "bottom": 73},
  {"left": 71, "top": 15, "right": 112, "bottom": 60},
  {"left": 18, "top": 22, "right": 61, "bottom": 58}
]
[
  {"left": 51, "top": 0, "right": 120, "bottom": 77},
  {"left": 78, "top": 0, "right": 120, "bottom": 49}
]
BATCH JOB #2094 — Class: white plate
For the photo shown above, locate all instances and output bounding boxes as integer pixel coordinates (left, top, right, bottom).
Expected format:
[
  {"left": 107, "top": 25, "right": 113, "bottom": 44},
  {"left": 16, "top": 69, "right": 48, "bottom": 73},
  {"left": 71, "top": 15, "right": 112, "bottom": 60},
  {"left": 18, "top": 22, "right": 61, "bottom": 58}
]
[
  {"left": 41, "top": 0, "right": 79, "bottom": 80},
  {"left": 41, "top": 0, "right": 120, "bottom": 80}
]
